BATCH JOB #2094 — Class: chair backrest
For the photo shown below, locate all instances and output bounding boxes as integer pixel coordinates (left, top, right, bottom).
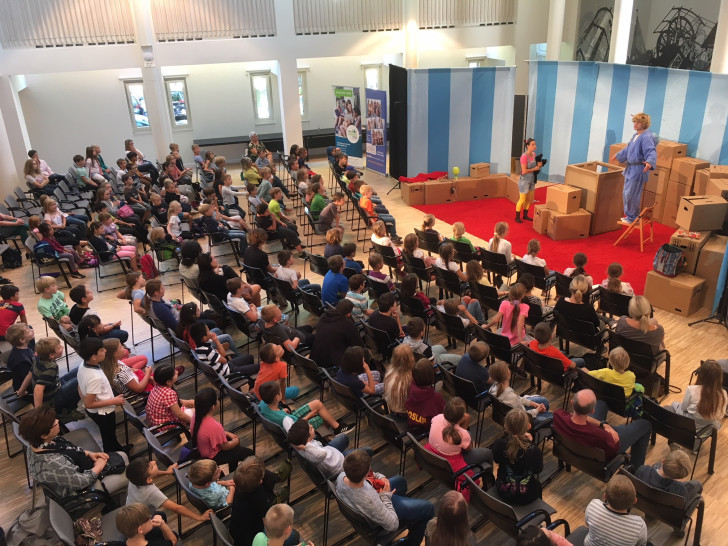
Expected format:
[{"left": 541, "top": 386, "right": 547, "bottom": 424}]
[
  {"left": 574, "top": 368, "right": 629, "bottom": 417},
  {"left": 554, "top": 272, "right": 573, "bottom": 299},
  {"left": 322, "top": 368, "right": 361, "bottom": 414},
  {"left": 597, "top": 286, "right": 632, "bottom": 318},
  {"left": 472, "top": 324, "right": 515, "bottom": 364},
  {"left": 224, "top": 302, "right": 260, "bottom": 340},
  {"left": 464, "top": 475, "right": 522, "bottom": 538},
  {"left": 254, "top": 406, "right": 290, "bottom": 453},
  {"left": 555, "top": 314, "right": 604, "bottom": 353},
  {"left": 290, "top": 350, "right": 326, "bottom": 391},
  {"left": 361, "top": 321, "right": 395, "bottom": 360},
  {"left": 182, "top": 276, "right": 205, "bottom": 303},
  {"left": 402, "top": 252, "right": 431, "bottom": 284},
  {"left": 433, "top": 266, "right": 464, "bottom": 296},
  {"left": 515, "top": 259, "right": 551, "bottom": 288},
  {"left": 48, "top": 498, "right": 78, "bottom": 545},
  {"left": 551, "top": 428, "right": 619, "bottom": 481},
  {"left": 436, "top": 363, "right": 489, "bottom": 414},
  {"left": 469, "top": 282, "right": 504, "bottom": 313},
  {"left": 489, "top": 396, "right": 513, "bottom": 428},
  {"left": 299, "top": 288, "right": 324, "bottom": 317},
  {"left": 361, "top": 397, "right": 406, "bottom": 449},
  {"left": 399, "top": 295, "right": 429, "bottom": 323},
  {"left": 366, "top": 275, "right": 393, "bottom": 299},
  {"left": 523, "top": 347, "right": 568, "bottom": 391},
  {"left": 0, "top": 396, "right": 21, "bottom": 424},
  {"left": 641, "top": 398, "right": 699, "bottom": 449},
  {"left": 202, "top": 291, "right": 229, "bottom": 319},
  {"left": 143, "top": 427, "right": 178, "bottom": 467},
  {"left": 414, "top": 228, "right": 441, "bottom": 254},
  {"left": 174, "top": 466, "right": 214, "bottom": 514},
  {"left": 122, "top": 400, "right": 149, "bottom": 434},
  {"left": 432, "top": 307, "right": 470, "bottom": 344},
  {"left": 219, "top": 375, "right": 257, "bottom": 421},
  {"left": 371, "top": 242, "right": 399, "bottom": 271},
  {"left": 242, "top": 264, "right": 273, "bottom": 290},
  {"left": 618, "top": 468, "right": 694, "bottom": 531},
  {"left": 407, "top": 432, "right": 461, "bottom": 489},
  {"left": 304, "top": 251, "right": 330, "bottom": 277},
  {"left": 447, "top": 239, "right": 481, "bottom": 264},
  {"left": 270, "top": 274, "right": 298, "bottom": 304},
  {"left": 608, "top": 331, "right": 660, "bottom": 378},
  {"left": 210, "top": 512, "right": 235, "bottom": 546},
  {"left": 481, "top": 248, "right": 511, "bottom": 276},
  {"left": 303, "top": 206, "right": 325, "bottom": 236}
]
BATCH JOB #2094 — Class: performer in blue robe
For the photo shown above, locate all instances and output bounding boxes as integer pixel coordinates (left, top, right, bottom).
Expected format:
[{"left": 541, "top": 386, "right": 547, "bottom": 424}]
[{"left": 610, "top": 113, "right": 658, "bottom": 224}]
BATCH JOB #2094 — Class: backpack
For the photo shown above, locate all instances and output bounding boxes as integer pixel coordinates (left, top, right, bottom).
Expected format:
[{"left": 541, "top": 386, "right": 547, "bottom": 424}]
[
  {"left": 5, "top": 504, "right": 60, "bottom": 546},
  {"left": 33, "top": 241, "right": 59, "bottom": 264},
  {"left": 140, "top": 253, "right": 159, "bottom": 280},
  {"left": 653, "top": 243, "right": 686, "bottom": 277},
  {"left": 1, "top": 248, "right": 22, "bottom": 269}
]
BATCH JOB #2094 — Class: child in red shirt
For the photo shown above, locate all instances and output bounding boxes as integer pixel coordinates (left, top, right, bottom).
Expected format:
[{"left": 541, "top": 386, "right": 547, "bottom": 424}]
[
  {"left": 0, "top": 285, "right": 27, "bottom": 341},
  {"left": 528, "top": 322, "right": 585, "bottom": 371},
  {"left": 253, "top": 343, "right": 300, "bottom": 401}
]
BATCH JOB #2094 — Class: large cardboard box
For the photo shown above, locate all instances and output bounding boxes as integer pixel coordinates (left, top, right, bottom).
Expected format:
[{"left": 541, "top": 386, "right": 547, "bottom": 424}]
[
  {"left": 706, "top": 177, "right": 728, "bottom": 197},
  {"left": 675, "top": 195, "right": 728, "bottom": 231},
  {"left": 641, "top": 190, "right": 665, "bottom": 222},
  {"left": 452, "top": 176, "right": 483, "bottom": 201},
  {"left": 423, "top": 179, "right": 455, "bottom": 205},
  {"left": 506, "top": 174, "right": 520, "bottom": 204},
  {"left": 664, "top": 179, "right": 691, "bottom": 204},
  {"left": 400, "top": 182, "right": 425, "bottom": 206},
  {"left": 656, "top": 140, "right": 688, "bottom": 169},
  {"left": 709, "top": 165, "right": 728, "bottom": 179},
  {"left": 609, "top": 143, "right": 627, "bottom": 167},
  {"left": 661, "top": 197, "right": 680, "bottom": 228},
  {"left": 669, "top": 230, "right": 713, "bottom": 274},
  {"left": 644, "top": 271, "right": 705, "bottom": 317},
  {"left": 479, "top": 174, "right": 507, "bottom": 199},
  {"left": 696, "top": 234, "right": 728, "bottom": 308},
  {"left": 645, "top": 167, "right": 669, "bottom": 195},
  {"left": 669, "top": 157, "right": 710, "bottom": 187},
  {"left": 469, "top": 163, "right": 490, "bottom": 177},
  {"left": 694, "top": 168, "right": 711, "bottom": 195},
  {"left": 545, "top": 184, "right": 581, "bottom": 214},
  {"left": 546, "top": 209, "right": 591, "bottom": 241},
  {"left": 533, "top": 204, "right": 551, "bottom": 235},
  {"left": 564, "top": 161, "right": 624, "bottom": 234}
]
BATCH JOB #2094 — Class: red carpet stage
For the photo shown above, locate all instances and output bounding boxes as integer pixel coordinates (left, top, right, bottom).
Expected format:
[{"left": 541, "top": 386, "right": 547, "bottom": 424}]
[{"left": 414, "top": 187, "right": 676, "bottom": 294}]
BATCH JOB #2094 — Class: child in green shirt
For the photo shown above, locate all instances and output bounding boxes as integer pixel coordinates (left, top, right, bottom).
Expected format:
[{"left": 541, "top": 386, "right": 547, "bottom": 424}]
[
  {"left": 35, "top": 277, "right": 73, "bottom": 329},
  {"left": 451, "top": 222, "right": 476, "bottom": 252}
]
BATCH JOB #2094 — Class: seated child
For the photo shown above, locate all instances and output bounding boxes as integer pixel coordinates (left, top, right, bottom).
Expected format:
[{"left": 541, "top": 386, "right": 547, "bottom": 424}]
[
  {"left": 35, "top": 277, "right": 73, "bottom": 329},
  {"left": 601, "top": 262, "right": 635, "bottom": 296},
  {"left": 324, "top": 228, "right": 345, "bottom": 258},
  {"left": 188, "top": 459, "right": 236, "bottom": 510},
  {"left": 405, "top": 357, "right": 446, "bottom": 432},
  {"left": 32, "top": 338, "right": 81, "bottom": 417},
  {"left": 149, "top": 226, "right": 179, "bottom": 266},
  {"left": 564, "top": 252, "right": 593, "bottom": 287},
  {"left": 585, "top": 346, "right": 644, "bottom": 398},
  {"left": 274, "top": 250, "right": 320, "bottom": 293},
  {"left": 257, "top": 381, "right": 353, "bottom": 434},
  {"left": 253, "top": 504, "right": 311, "bottom": 546},
  {"left": 0, "top": 284, "right": 27, "bottom": 341},
  {"left": 403, "top": 317, "right": 460, "bottom": 367},
  {"left": 403, "top": 233, "right": 436, "bottom": 268},
  {"left": 583, "top": 475, "right": 647, "bottom": 545},
  {"left": 635, "top": 449, "right": 702, "bottom": 501},
  {"left": 318, "top": 192, "right": 346, "bottom": 234},
  {"left": 437, "top": 296, "right": 484, "bottom": 327},
  {"left": 115, "top": 503, "right": 178, "bottom": 546},
  {"left": 189, "top": 322, "right": 259, "bottom": 377},
  {"left": 451, "top": 222, "right": 477, "bottom": 252},
  {"left": 259, "top": 305, "right": 315, "bottom": 353},
  {"left": 335, "top": 346, "right": 383, "bottom": 397},
  {"left": 483, "top": 283, "right": 530, "bottom": 346},
  {"left": 435, "top": 243, "right": 467, "bottom": 282},
  {"left": 125, "top": 458, "right": 212, "bottom": 523},
  {"left": 166, "top": 201, "right": 191, "bottom": 242},
  {"left": 528, "top": 321, "right": 585, "bottom": 371},
  {"left": 366, "top": 252, "right": 395, "bottom": 292},
  {"left": 254, "top": 342, "right": 300, "bottom": 401},
  {"left": 343, "top": 242, "right": 364, "bottom": 274},
  {"left": 287, "top": 418, "right": 373, "bottom": 480},
  {"left": 421, "top": 214, "right": 444, "bottom": 241},
  {"left": 345, "top": 274, "right": 372, "bottom": 319},
  {"left": 247, "top": 184, "right": 263, "bottom": 209},
  {"left": 454, "top": 341, "right": 491, "bottom": 393},
  {"left": 489, "top": 361, "right": 552, "bottom": 426},
  {"left": 6, "top": 324, "right": 35, "bottom": 397},
  {"left": 226, "top": 277, "right": 259, "bottom": 322},
  {"left": 520, "top": 239, "right": 549, "bottom": 276},
  {"left": 145, "top": 365, "right": 194, "bottom": 428}
]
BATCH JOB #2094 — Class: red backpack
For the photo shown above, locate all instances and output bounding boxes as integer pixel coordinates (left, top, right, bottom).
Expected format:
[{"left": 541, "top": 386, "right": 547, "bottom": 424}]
[{"left": 140, "top": 253, "right": 159, "bottom": 280}]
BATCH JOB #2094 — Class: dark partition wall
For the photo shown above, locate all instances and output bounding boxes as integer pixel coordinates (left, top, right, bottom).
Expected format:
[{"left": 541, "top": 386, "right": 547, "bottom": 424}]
[
  {"left": 388, "top": 64, "right": 408, "bottom": 180},
  {"left": 512, "top": 94, "right": 527, "bottom": 158}
]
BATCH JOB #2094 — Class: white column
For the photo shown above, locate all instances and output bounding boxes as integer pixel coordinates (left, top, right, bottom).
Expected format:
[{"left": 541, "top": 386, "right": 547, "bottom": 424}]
[
  {"left": 608, "top": 0, "right": 634, "bottom": 64},
  {"left": 546, "top": 0, "right": 566, "bottom": 60},
  {"left": 0, "top": 76, "right": 30, "bottom": 192},
  {"left": 273, "top": 0, "right": 302, "bottom": 151},
  {"left": 403, "top": 0, "right": 419, "bottom": 69},
  {"left": 711, "top": 0, "right": 728, "bottom": 73}
]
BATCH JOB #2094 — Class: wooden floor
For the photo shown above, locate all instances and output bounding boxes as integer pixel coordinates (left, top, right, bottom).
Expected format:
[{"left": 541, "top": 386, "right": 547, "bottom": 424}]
[{"left": 1, "top": 157, "right": 727, "bottom": 545}]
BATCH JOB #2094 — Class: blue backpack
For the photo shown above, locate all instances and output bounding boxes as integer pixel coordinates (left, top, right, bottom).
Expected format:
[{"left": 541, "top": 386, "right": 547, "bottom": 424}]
[{"left": 33, "top": 240, "right": 59, "bottom": 264}]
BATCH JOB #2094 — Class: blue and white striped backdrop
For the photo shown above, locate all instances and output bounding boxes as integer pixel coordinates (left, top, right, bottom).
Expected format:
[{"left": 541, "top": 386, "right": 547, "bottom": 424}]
[
  {"left": 528, "top": 61, "right": 728, "bottom": 182},
  {"left": 406, "top": 66, "right": 515, "bottom": 177}
]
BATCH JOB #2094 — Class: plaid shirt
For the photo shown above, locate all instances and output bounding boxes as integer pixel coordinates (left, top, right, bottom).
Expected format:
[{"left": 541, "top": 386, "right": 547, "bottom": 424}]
[{"left": 145, "top": 386, "right": 182, "bottom": 428}]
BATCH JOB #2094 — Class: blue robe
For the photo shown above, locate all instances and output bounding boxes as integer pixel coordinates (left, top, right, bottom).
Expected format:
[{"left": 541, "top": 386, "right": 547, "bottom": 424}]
[{"left": 615, "top": 130, "right": 657, "bottom": 222}]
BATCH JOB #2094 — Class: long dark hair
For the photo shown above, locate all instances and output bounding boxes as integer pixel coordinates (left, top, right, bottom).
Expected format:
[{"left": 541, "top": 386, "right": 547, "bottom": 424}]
[
  {"left": 191, "top": 387, "right": 217, "bottom": 447},
  {"left": 78, "top": 315, "right": 101, "bottom": 340},
  {"left": 176, "top": 303, "right": 199, "bottom": 338},
  {"left": 197, "top": 253, "right": 215, "bottom": 286},
  {"left": 400, "top": 273, "right": 418, "bottom": 301},
  {"left": 180, "top": 241, "right": 202, "bottom": 267},
  {"left": 429, "top": 491, "right": 471, "bottom": 546}
]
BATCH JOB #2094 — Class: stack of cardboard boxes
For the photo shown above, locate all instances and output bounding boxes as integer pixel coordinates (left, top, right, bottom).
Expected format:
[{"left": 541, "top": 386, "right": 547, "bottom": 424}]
[
  {"left": 532, "top": 185, "right": 591, "bottom": 240},
  {"left": 401, "top": 163, "right": 512, "bottom": 206}
]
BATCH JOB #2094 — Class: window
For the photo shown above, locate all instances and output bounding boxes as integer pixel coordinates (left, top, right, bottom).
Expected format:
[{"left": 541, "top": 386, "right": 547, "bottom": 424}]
[
  {"left": 250, "top": 72, "right": 273, "bottom": 121},
  {"left": 165, "top": 78, "right": 190, "bottom": 127},
  {"left": 124, "top": 81, "right": 149, "bottom": 131},
  {"left": 363, "top": 64, "right": 381, "bottom": 90},
  {"left": 297, "top": 70, "right": 308, "bottom": 118}
]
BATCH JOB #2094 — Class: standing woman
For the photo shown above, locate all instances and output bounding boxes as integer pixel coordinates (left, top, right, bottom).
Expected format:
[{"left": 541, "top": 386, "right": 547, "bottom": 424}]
[
  {"left": 610, "top": 112, "right": 657, "bottom": 224},
  {"left": 515, "top": 139, "right": 542, "bottom": 223}
]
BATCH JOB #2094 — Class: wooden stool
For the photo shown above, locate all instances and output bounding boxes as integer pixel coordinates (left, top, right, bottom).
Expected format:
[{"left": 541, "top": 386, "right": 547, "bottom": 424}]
[{"left": 614, "top": 205, "right": 654, "bottom": 252}]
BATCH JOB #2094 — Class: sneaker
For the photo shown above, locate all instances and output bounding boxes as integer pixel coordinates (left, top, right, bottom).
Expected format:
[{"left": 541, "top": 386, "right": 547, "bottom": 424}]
[
  {"left": 335, "top": 422, "right": 356, "bottom": 434},
  {"left": 619, "top": 217, "right": 631, "bottom": 224},
  {"left": 70, "top": 272, "right": 86, "bottom": 279}
]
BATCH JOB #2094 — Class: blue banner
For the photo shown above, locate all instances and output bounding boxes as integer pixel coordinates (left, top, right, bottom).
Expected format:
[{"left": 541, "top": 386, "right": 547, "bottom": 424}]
[
  {"left": 334, "top": 86, "right": 362, "bottom": 164},
  {"left": 365, "top": 88, "right": 387, "bottom": 175}
]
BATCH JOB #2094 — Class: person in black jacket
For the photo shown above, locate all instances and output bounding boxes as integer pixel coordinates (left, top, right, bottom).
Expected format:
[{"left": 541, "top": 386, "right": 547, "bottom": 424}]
[{"left": 310, "top": 299, "right": 363, "bottom": 368}]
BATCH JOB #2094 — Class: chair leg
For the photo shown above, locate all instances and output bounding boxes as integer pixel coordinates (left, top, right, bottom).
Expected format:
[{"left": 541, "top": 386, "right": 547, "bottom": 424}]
[{"left": 708, "top": 429, "right": 717, "bottom": 475}]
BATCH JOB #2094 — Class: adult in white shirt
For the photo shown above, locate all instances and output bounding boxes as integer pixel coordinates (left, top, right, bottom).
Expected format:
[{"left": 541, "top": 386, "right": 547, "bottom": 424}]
[{"left": 28, "top": 149, "right": 65, "bottom": 184}]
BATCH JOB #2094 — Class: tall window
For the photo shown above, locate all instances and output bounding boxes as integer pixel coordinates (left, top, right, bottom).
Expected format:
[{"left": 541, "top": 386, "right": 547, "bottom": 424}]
[
  {"left": 297, "top": 70, "right": 308, "bottom": 117},
  {"left": 165, "top": 78, "right": 190, "bottom": 127},
  {"left": 124, "top": 81, "right": 149, "bottom": 131},
  {"left": 363, "top": 65, "right": 381, "bottom": 90},
  {"left": 250, "top": 72, "right": 273, "bottom": 121}
]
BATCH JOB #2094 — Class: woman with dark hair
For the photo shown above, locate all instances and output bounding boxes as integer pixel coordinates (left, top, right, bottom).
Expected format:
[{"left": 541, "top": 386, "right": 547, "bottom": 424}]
[
  {"left": 425, "top": 490, "right": 475, "bottom": 546},
  {"left": 19, "top": 405, "right": 129, "bottom": 500},
  {"left": 189, "top": 388, "right": 253, "bottom": 471},
  {"left": 179, "top": 240, "right": 203, "bottom": 283},
  {"left": 515, "top": 138, "right": 542, "bottom": 223},
  {"left": 196, "top": 253, "right": 239, "bottom": 302}
]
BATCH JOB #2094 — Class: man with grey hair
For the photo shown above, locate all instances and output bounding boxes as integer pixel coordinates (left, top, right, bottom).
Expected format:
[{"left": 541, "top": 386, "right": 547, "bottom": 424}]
[{"left": 553, "top": 389, "right": 652, "bottom": 468}]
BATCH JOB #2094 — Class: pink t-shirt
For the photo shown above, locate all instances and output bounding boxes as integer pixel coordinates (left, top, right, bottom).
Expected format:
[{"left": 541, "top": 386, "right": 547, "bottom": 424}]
[
  {"left": 428, "top": 413, "right": 471, "bottom": 456},
  {"left": 499, "top": 300, "right": 529, "bottom": 345},
  {"left": 190, "top": 415, "right": 227, "bottom": 458}
]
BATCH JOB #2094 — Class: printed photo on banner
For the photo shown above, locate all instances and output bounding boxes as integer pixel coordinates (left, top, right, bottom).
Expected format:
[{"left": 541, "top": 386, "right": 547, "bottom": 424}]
[
  {"left": 364, "top": 88, "right": 387, "bottom": 175},
  {"left": 333, "top": 86, "right": 362, "bottom": 163}
]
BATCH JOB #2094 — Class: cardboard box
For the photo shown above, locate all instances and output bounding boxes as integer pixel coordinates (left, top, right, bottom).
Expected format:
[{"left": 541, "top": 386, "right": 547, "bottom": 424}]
[
  {"left": 644, "top": 271, "right": 705, "bottom": 317},
  {"left": 669, "top": 157, "right": 710, "bottom": 187},
  {"left": 675, "top": 195, "right": 728, "bottom": 231},
  {"left": 423, "top": 179, "right": 455, "bottom": 205},
  {"left": 695, "top": 235, "right": 728, "bottom": 308},
  {"left": 709, "top": 165, "right": 728, "bottom": 179},
  {"left": 706, "top": 178, "right": 728, "bottom": 198},
  {"left": 452, "top": 176, "right": 483, "bottom": 201},
  {"left": 645, "top": 167, "right": 669, "bottom": 195},
  {"left": 661, "top": 197, "right": 680, "bottom": 228},
  {"left": 533, "top": 204, "right": 551, "bottom": 235},
  {"left": 545, "top": 184, "right": 581, "bottom": 214},
  {"left": 609, "top": 143, "right": 627, "bottom": 167},
  {"left": 511, "top": 158, "right": 522, "bottom": 175},
  {"left": 564, "top": 161, "right": 624, "bottom": 234},
  {"left": 546, "top": 208, "right": 591, "bottom": 241},
  {"left": 506, "top": 174, "right": 520, "bottom": 204},
  {"left": 469, "top": 163, "right": 490, "bottom": 177},
  {"left": 694, "top": 169, "right": 710, "bottom": 195},
  {"left": 669, "top": 230, "right": 714, "bottom": 274},
  {"left": 400, "top": 182, "right": 425, "bottom": 206},
  {"left": 664, "top": 179, "right": 691, "bottom": 205},
  {"left": 479, "top": 174, "right": 507, "bottom": 199},
  {"left": 656, "top": 140, "right": 688, "bottom": 169},
  {"left": 641, "top": 190, "right": 665, "bottom": 222}
]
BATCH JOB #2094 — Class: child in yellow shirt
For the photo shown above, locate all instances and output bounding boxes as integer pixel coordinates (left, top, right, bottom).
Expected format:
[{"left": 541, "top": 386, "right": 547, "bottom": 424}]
[{"left": 583, "top": 347, "right": 644, "bottom": 415}]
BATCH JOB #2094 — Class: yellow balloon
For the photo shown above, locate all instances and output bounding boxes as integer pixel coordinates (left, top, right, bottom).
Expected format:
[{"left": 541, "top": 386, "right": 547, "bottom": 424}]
[{"left": 452, "top": 166, "right": 460, "bottom": 175}]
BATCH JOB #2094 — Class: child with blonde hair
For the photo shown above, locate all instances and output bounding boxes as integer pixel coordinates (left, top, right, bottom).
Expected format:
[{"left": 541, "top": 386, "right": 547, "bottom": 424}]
[
  {"left": 188, "top": 459, "right": 236, "bottom": 510},
  {"left": 489, "top": 361, "right": 551, "bottom": 425},
  {"left": 585, "top": 347, "right": 643, "bottom": 398},
  {"left": 166, "top": 201, "right": 189, "bottom": 241},
  {"left": 421, "top": 213, "right": 444, "bottom": 241},
  {"left": 451, "top": 222, "right": 476, "bottom": 252},
  {"left": 601, "top": 262, "right": 634, "bottom": 296},
  {"left": 487, "top": 222, "right": 514, "bottom": 263},
  {"left": 635, "top": 448, "right": 703, "bottom": 501}
]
